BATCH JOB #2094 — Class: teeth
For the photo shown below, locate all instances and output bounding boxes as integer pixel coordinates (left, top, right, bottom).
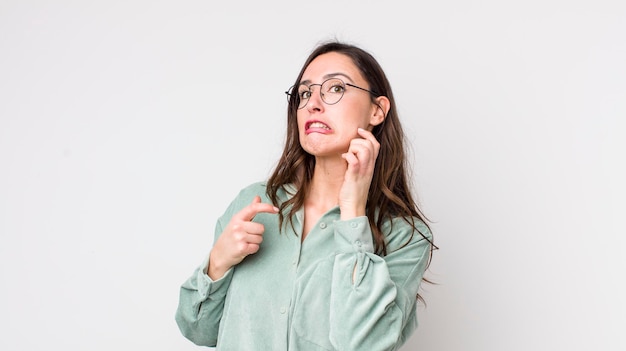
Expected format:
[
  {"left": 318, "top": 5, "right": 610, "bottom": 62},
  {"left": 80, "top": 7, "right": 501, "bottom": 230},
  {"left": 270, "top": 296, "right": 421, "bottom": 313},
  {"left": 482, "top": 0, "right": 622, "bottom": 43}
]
[{"left": 309, "top": 122, "right": 329, "bottom": 129}]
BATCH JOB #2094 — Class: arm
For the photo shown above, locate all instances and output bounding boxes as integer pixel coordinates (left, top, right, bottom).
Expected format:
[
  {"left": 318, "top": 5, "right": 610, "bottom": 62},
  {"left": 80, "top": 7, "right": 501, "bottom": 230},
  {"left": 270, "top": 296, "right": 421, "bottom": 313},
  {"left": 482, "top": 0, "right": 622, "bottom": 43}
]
[
  {"left": 174, "top": 219, "right": 232, "bottom": 347},
  {"left": 175, "top": 192, "right": 279, "bottom": 346},
  {"left": 330, "top": 128, "right": 430, "bottom": 349},
  {"left": 329, "top": 216, "right": 432, "bottom": 351}
]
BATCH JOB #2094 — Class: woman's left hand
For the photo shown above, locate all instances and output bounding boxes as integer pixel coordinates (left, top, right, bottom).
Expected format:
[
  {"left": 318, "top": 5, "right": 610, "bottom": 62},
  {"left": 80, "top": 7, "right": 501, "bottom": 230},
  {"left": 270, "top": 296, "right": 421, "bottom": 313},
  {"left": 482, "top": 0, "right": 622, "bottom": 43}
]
[{"left": 339, "top": 127, "right": 380, "bottom": 219}]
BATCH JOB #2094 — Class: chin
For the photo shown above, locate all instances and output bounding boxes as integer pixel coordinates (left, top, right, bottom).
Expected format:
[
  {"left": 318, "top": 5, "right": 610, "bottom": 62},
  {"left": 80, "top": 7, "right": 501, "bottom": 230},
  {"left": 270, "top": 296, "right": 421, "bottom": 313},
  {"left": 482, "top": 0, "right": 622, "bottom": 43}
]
[{"left": 302, "top": 144, "right": 345, "bottom": 159}]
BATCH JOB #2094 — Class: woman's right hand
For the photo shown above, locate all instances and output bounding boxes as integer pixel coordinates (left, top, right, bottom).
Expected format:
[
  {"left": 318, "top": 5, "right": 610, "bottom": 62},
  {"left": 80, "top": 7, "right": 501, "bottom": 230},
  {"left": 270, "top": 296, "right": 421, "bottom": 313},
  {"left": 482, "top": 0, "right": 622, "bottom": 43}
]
[{"left": 207, "top": 196, "right": 279, "bottom": 280}]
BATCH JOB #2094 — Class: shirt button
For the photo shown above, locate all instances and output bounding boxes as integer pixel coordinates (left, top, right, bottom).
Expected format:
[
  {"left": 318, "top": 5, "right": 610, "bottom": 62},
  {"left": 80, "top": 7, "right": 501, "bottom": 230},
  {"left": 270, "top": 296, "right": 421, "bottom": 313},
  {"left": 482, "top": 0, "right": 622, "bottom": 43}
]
[
  {"left": 280, "top": 307, "right": 286, "bottom": 314},
  {"left": 355, "top": 240, "right": 362, "bottom": 247},
  {"left": 292, "top": 260, "right": 297, "bottom": 266},
  {"left": 319, "top": 222, "right": 327, "bottom": 229},
  {"left": 350, "top": 222, "right": 358, "bottom": 228}
]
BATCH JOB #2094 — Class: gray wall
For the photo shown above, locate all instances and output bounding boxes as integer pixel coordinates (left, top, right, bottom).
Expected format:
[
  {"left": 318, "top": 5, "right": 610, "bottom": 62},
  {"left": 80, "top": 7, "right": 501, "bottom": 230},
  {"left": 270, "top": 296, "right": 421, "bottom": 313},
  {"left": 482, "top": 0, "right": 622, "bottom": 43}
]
[{"left": 1, "top": 1, "right": 624, "bottom": 350}]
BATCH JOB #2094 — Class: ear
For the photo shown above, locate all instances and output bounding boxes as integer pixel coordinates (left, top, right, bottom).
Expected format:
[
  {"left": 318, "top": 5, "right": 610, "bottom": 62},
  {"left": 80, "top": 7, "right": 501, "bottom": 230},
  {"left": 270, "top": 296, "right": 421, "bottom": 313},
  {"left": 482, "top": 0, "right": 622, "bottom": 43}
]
[{"left": 369, "top": 96, "right": 390, "bottom": 127}]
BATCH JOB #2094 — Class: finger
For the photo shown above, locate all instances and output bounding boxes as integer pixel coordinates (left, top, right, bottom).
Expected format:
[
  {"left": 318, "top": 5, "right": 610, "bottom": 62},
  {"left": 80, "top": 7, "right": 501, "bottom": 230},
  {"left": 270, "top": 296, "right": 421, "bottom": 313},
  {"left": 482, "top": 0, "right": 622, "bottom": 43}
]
[
  {"left": 245, "top": 243, "right": 261, "bottom": 255},
  {"left": 244, "top": 232, "right": 264, "bottom": 245},
  {"left": 348, "top": 139, "right": 374, "bottom": 158},
  {"left": 347, "top": 141, "right": 373, "bottom": 168},
  {"left": 235, "top": 197, "right": 279, "bottom": 221},
  {"left": 357, "top": 128, "right": 380, "bottom": 152},
  {"left": 240, "top": 221, "right": 266, "bottom": 236},
  {"left": 342, "top": 151, "right": 360, "bottom": 168},
  {"left": 357, "top": 127, "right": 378, "bottom": 144}
]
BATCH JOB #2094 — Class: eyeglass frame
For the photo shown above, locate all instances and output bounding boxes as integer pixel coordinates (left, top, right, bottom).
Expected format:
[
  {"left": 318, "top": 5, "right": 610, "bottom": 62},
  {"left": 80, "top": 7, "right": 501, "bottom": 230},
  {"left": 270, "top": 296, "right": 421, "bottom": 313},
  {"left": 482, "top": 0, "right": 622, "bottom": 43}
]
[{"left": 285, "top": 78, "right": 380, "bottom": 110}]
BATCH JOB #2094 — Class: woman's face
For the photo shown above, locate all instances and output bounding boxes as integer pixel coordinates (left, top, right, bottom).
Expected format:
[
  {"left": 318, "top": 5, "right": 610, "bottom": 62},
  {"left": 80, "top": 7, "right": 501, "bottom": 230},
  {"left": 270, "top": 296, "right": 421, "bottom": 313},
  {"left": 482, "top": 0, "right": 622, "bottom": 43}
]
[{"left": 296, "top": 52, "right": 381, "bottom": 158}]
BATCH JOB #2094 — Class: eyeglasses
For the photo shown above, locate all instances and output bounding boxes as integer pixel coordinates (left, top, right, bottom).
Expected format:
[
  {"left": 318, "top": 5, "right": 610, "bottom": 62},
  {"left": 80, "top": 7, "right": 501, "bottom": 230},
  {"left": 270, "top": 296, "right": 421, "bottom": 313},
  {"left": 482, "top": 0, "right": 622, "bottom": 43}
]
[{"left": 285, "top": 78, "right": 379, "bottom": 110}]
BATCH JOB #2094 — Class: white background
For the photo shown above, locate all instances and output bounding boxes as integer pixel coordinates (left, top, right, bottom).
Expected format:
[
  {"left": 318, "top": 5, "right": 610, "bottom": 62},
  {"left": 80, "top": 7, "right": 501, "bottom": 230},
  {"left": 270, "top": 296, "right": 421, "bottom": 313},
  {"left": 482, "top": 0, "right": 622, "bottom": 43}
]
[{"left": 1, "top": 1, "right": 625, "bottom": 350}]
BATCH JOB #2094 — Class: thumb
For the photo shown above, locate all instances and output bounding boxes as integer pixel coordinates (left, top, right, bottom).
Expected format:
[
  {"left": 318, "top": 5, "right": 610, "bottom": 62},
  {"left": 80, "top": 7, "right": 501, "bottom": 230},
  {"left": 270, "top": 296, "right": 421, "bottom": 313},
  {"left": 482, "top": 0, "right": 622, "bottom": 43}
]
[{"left": 251, "top": 195, "right": 261, "bottom": 205}]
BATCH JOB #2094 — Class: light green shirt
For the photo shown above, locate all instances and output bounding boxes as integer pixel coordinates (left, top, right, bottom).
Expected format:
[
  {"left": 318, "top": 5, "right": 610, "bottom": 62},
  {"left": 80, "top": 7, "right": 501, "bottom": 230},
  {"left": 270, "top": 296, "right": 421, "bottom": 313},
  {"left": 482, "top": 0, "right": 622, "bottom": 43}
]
[{"left": 175, "top": 182, "right": 432, "bottom": 350}]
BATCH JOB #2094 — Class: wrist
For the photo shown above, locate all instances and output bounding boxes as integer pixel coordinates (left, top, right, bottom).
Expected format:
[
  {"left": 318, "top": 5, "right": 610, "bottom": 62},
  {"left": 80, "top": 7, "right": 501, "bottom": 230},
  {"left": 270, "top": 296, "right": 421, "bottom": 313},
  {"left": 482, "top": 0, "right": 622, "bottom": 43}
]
[
  {"left": 340, "top": 207, "right": 366, "bottom": 220},
  {"left": 207, "top": 253, "right": 229, "bottom": 280}
]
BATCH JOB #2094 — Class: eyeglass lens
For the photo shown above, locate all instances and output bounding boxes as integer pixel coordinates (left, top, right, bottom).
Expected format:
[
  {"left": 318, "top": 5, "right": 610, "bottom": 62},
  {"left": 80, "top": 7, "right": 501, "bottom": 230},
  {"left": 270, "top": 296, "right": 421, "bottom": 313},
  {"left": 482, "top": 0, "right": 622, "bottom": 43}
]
[{"left": 294, "top": 78, "right": 346, "bottom": 109}]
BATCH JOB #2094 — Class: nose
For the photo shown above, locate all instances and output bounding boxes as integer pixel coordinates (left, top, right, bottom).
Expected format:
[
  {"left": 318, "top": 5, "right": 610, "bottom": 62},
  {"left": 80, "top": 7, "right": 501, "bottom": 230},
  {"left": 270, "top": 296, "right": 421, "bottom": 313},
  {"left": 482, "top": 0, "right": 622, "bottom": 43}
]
[{"left": 305, "top": 84, "right": 324, "bottom": 112}]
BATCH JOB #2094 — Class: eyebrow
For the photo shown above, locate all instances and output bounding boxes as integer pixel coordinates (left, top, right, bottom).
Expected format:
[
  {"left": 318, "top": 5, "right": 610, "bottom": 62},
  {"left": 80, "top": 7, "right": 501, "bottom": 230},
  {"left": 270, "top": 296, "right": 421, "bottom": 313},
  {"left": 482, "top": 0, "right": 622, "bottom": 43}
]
[{"left": 300, "top": 72, "right": 355, "bottom": 86}]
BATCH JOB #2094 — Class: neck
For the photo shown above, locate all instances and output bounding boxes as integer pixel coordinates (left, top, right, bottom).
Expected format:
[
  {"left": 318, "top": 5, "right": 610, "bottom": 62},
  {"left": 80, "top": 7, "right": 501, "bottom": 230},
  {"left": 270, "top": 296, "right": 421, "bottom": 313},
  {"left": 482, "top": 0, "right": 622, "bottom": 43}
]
[{"left": 306, "top": 155, "right": 346, "bottom": 211}]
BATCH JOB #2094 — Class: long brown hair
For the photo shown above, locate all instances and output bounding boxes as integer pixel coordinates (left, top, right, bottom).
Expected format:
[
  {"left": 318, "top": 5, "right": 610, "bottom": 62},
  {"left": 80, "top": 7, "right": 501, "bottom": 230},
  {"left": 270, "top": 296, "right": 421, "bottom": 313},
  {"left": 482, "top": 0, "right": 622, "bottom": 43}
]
[{"left": 267, "top": 41, "right": 436, "bottom": 266}]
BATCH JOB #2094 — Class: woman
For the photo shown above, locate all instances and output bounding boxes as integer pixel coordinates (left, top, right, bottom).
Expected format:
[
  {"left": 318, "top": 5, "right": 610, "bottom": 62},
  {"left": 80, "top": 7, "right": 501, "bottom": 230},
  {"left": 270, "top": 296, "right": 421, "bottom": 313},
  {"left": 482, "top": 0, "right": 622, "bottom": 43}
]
[{"left": 175, "top": 41, "right": 436, "bottom": 350}]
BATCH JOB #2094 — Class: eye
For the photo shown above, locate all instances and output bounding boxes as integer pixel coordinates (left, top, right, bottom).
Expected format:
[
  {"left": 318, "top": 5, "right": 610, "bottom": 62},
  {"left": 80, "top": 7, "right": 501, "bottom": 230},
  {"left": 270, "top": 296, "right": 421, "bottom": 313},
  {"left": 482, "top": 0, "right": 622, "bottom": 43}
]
[
  {"left": 329, "top": 84, "right": 345, "bottom": 93},
  {"left": 324, "top": 79, "right": 345, "bottom": 94},
  {"left": 299, "top": 90, "right": 311, "bottom": 99},
  {"left": 297, "top": 85, "right": 311, "bottom": 100}
]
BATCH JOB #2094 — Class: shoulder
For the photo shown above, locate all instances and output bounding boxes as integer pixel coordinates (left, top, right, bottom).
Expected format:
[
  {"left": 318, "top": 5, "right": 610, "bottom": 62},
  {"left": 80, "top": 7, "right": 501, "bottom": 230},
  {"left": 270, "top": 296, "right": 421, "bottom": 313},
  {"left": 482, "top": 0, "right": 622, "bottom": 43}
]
[
  {"left": 218, "top": 181, "right": 269, "bottom": 218},
  {"left": 237, "top": 181, "right": 268, "bottom": 198},
  {"left": 383, "top": 216, "right": 433, "bottom": 253},
  {"left": 226, "top": 181, "right": 297, "bottom": 209}
]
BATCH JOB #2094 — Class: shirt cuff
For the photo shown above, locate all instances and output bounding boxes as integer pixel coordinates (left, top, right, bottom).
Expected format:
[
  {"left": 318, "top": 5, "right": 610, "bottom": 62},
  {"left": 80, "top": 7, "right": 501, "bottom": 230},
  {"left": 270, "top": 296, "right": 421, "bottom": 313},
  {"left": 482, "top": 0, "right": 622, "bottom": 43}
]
[
  {"left": 334, "top": 216, "right": 375, "bottom": 253},
  {"left": 196, "top": 255, "right": 233, "bottom": 299}
]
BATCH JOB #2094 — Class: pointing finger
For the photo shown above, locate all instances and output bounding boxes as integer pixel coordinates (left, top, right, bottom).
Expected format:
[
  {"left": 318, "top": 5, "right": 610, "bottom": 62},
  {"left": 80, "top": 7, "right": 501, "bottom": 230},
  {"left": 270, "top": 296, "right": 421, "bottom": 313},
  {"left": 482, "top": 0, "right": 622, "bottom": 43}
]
[{"left": 235, "top": 196, "right": 280, "bottom": 221}]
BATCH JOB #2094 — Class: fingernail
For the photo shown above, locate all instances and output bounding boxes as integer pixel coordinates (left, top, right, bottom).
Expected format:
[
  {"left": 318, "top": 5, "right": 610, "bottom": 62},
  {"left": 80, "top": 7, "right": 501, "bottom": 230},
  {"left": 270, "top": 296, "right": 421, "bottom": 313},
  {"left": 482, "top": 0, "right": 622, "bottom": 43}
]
[{"left": 273, "top": 207, "right": 280, "bottom": 212}]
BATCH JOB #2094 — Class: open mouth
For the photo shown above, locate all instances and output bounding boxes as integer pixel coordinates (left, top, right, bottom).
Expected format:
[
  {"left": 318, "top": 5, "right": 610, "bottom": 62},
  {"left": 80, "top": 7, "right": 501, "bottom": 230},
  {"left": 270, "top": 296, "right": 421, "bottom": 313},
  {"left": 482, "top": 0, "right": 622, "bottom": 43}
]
[{"left": 305, "top": 121, "right": 331, "bottom": 130}]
